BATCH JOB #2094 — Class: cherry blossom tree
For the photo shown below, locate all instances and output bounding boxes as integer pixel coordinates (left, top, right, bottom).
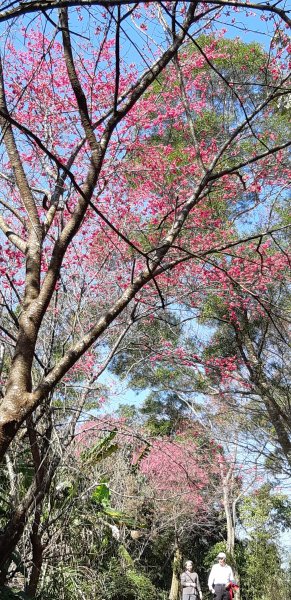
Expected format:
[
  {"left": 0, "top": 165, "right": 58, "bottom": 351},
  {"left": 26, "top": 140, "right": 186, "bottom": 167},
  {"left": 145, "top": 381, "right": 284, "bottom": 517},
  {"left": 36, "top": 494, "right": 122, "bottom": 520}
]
[
  {"left": 0, "top": 2, "right": 290, "bottom": 587},
  {"left": 138, "top": 425, "right": 221, "bottom": 599},
  {"left": 0, "top": 1, "right": 290, "bottom": 460}
]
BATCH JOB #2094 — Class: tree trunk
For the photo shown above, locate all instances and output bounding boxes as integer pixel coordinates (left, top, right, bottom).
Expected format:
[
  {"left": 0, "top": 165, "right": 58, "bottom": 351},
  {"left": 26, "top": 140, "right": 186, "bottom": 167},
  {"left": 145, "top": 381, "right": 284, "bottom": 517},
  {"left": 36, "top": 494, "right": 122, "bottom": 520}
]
[
  {"left": 0, "top": 508, "right": 27, "bottom": 583},
  {"left": 169, "top": 544, "right": 182, "bottom": 600},
  {"left": 25, "top": 505, "right": 43, "bottom": 597},
  {"left": 0, "top": 454, "right": 58, "bottom": 577},
  {"left": 220, "top": 460, "right": 240, "bottom": 600}
]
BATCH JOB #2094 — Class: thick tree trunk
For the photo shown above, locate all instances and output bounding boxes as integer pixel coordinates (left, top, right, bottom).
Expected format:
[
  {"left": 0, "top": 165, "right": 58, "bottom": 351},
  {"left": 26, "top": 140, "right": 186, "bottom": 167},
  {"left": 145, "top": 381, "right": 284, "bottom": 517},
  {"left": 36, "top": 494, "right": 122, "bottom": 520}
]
[
  {"left": 0, "top": 0, "right": 197, "bottom": 464},
  {"left": 0, "top": 508, "right": 27, "bottom": 582},
  {"left": 169, "top": 544, "right": 182, "bottom": 600}
]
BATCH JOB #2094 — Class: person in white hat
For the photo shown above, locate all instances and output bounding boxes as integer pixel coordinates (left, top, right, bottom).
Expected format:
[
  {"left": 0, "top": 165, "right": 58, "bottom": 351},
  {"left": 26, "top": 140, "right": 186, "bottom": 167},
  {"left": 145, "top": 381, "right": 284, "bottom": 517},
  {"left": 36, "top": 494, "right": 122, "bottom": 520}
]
[{"left": 208, "top": 552, "right": 234, "bottom": 599}]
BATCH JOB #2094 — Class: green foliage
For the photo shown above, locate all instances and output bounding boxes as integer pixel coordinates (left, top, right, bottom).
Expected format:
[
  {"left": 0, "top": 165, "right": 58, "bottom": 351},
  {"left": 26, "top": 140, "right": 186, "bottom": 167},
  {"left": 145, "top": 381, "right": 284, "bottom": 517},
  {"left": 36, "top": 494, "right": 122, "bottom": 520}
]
[
  {"left": 0, "top": 589, "right": 30, "bottom": 599},
  {"left": 238, "top": 485, "right": 291, "bottom": 600},
  {"left": 118, "top": 544, "right": 134, "bottom": 567},
  {"left": 126, "top": 569, "right": 160, "bottom": 600},
  {"left": 242, "top": 538, "right": 284, "bottom": 600},
  {"left": 240, "top": 484, "right": 291, "bottom": 534},
  {"left": 36, "top": 565, "right": 100, "bottom": 600},
  {"left": 140, "top": 391, "right": 188, "bottom": 435},
  {"left": 110, "top": 311, "right": 182, "bottom": 387},
  {"left": 102, "top": 506, "right": 143, "bottom": 528},
  {"left": 99, "top": 555, "right": 166, "bottom": 600},
  {"left": 91, "top": 482, "right": 145, "bottom": 528},
  {"left": 117, "top": 404, "right": 140, "bottom": 423},
  {"left": 204, "top": 542, "right": 228, "bottom": 571},
  {"left": 38, "top": 557, "right": 165, "bottom": 600},
  {"left": 82, "top": 429, "right": 119, "bottom": 465},
  {"left": 91, "top": 482, "right": 111, "bottom": 506}
]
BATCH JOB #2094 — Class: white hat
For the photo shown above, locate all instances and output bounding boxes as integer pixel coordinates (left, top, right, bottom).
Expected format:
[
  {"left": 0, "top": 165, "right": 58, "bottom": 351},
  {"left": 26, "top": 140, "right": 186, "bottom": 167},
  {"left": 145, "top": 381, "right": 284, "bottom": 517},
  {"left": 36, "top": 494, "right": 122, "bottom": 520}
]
[{"left": 217, "top": 552, "right": 226, "bottom": 559}]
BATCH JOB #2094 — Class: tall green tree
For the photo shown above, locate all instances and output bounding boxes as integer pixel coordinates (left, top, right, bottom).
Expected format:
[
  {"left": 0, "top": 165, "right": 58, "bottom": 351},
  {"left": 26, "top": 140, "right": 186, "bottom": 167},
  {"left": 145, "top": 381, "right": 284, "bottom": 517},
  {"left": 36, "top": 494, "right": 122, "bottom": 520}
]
[{"left": 239, "top": 484, "right": 291, "bottom": 600}]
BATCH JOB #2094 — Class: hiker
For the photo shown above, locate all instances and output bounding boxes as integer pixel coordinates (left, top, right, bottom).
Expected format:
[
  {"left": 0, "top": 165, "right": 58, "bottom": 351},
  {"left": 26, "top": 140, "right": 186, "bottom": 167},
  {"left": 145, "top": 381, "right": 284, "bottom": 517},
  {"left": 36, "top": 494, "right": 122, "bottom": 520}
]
[
  {"left": 181, "top": 560, "right": 203, "bottom": 599},
  {"left": 208, "top": 552, "right": 235, "bottom": 599}
]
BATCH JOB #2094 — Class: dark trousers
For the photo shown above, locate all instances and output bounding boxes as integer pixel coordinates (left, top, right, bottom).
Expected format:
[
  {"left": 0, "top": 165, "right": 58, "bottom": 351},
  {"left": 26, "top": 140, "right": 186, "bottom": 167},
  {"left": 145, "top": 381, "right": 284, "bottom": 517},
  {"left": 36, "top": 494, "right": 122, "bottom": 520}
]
[{"left": 214, "top": 584, "right": 230, "bottom": 600}]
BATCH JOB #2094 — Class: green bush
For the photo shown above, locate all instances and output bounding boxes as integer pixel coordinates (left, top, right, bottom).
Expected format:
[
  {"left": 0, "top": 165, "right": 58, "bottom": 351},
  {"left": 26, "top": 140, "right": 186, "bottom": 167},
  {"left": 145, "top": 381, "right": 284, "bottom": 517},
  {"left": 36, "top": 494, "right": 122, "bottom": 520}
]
[
  {"left": 36, "top": 558, "right": 165, "bottom": 600},
  {"left": 0, "top": 588, "right": 30, "bottom": 599}
]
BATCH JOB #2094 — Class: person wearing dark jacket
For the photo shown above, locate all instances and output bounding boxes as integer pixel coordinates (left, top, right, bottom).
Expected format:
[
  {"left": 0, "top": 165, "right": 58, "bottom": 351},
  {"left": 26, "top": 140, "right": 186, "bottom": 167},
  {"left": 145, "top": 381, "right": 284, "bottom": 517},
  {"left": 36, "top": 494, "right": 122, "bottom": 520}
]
[{"left": 181, "top": 560, "right": 203, "bottom": 600}]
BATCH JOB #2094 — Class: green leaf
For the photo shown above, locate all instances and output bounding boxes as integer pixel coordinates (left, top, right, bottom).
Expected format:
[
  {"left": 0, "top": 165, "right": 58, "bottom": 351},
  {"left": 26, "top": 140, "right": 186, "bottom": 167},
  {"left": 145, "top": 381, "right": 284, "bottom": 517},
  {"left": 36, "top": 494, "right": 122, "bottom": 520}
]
[
  {"left": 82, "top": 429, "right": 118, "bottom": 465},
  {"left": 91, "top": 483, "right": 111, "bottom": 507},
  {"left": 102, "top": 506, "right": 146, "bottom": 528}
]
